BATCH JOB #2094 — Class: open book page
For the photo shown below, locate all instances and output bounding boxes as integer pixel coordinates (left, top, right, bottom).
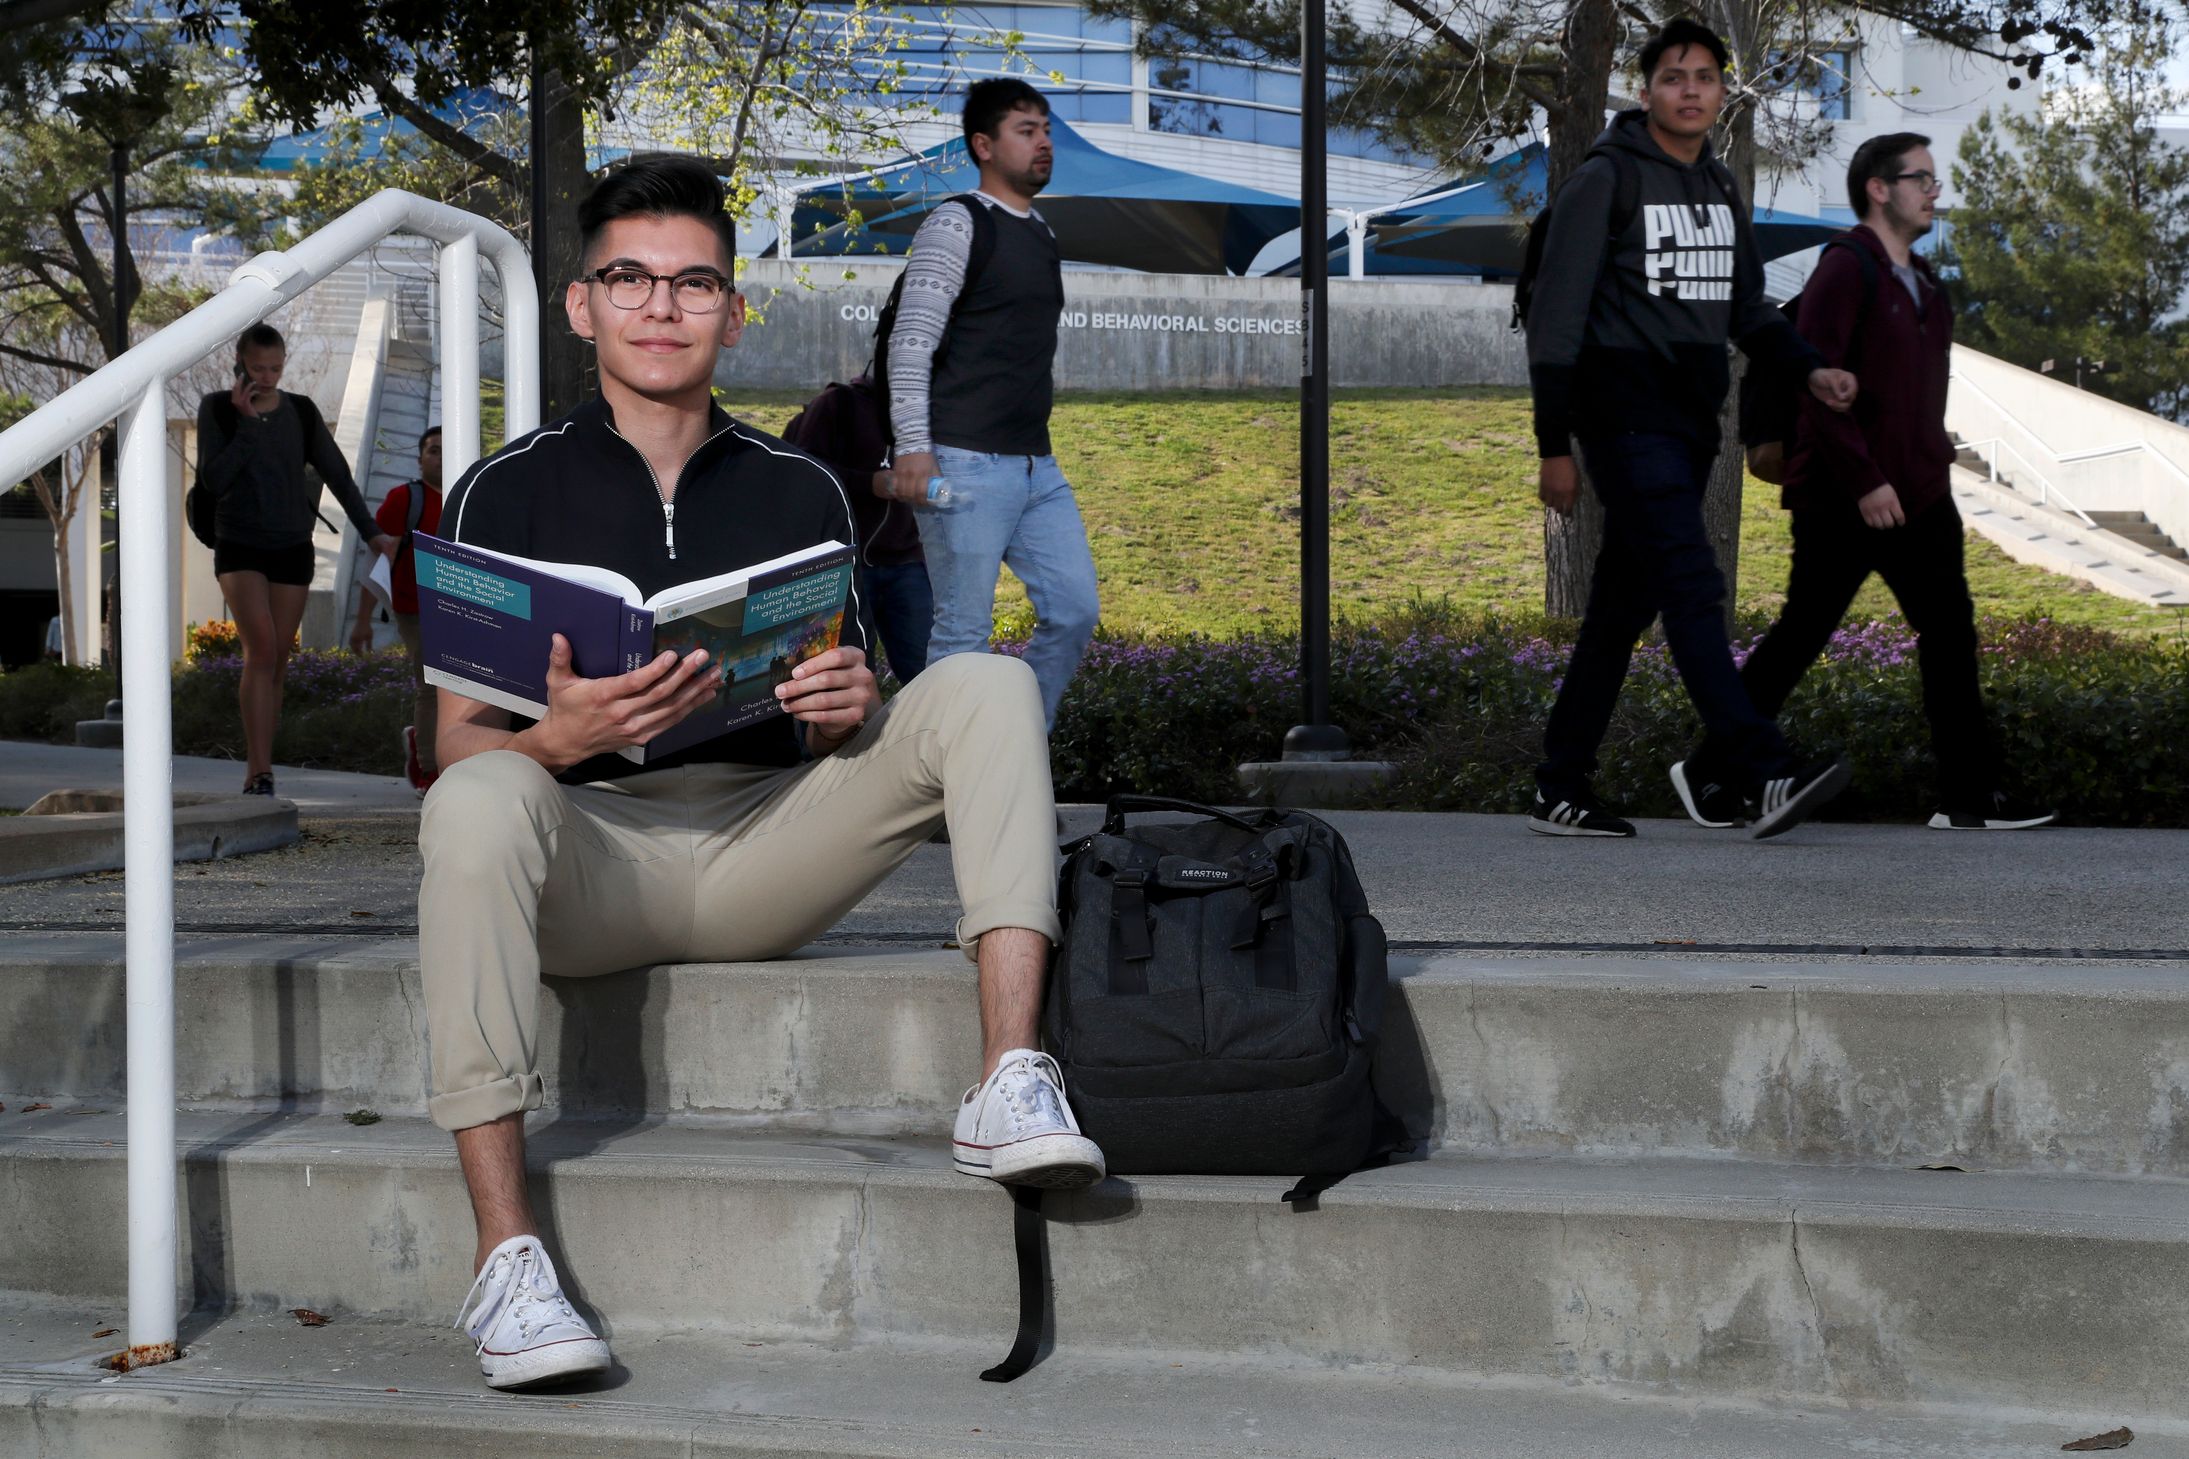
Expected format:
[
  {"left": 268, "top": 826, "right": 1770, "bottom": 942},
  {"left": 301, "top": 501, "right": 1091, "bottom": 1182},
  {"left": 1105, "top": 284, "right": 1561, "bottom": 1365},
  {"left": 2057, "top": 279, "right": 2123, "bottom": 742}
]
[
  {"left": 645, "top": 540, "right": 851, "bottom": 623},
  {"left": 449, "top": 545, "right": 645, "bottom": 605}
]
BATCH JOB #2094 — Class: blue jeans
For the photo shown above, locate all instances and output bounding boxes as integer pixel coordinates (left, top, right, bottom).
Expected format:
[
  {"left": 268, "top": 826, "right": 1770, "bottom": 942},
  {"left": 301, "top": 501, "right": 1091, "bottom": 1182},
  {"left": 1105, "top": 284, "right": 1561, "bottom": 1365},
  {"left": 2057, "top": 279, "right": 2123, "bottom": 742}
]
[
  {"left": 856, "top": 559, "right": 934, "bottom": 685},
  {"left": 1539, "top": 433, "right": 1791, "bottom": 797},
  {"left": 918, "top": 446, "right": 1099, "bottom": 727}
]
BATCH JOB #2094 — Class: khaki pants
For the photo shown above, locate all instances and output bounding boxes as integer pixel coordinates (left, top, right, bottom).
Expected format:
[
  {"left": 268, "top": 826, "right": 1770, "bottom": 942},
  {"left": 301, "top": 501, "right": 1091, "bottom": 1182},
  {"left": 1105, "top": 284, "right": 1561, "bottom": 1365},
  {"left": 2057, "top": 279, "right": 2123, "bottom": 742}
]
[
  {"left": 393, "top": 612, "right": 438, "bottom": 776},
  {"left": 417, "top": 653, "right": 1058, "bottom": 1132}
]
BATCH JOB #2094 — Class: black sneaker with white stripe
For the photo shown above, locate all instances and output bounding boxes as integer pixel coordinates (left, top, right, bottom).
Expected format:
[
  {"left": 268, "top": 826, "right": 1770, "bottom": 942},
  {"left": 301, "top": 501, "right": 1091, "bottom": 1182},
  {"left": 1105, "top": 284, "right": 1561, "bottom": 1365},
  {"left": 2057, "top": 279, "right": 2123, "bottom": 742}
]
[
  {"left": 1668, "top": 759, "right": 1742, "bottom": 829},
  {"left": 1928, "top": 792, "right": 2056, "bottom": 831},
  {"left": 1528, "top": 788, "right": 1636, "bottom": 838},
  {"left": 1743, "top": 758, "right": 1852, "bottom": 840}
]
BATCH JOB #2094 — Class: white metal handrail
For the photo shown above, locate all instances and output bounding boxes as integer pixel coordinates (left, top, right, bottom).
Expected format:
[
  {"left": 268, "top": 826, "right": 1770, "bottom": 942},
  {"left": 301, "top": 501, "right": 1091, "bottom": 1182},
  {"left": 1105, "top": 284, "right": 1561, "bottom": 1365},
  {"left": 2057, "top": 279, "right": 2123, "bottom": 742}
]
[
  {"left": 2058, "top": 439, "right": 2189, "bottom": 492},
  {"left": 0, "top": 189, "right": 538, "bottom": 1370},
  {"left": 1961, "top": 436, "right": 2098, "bottom": 528}
]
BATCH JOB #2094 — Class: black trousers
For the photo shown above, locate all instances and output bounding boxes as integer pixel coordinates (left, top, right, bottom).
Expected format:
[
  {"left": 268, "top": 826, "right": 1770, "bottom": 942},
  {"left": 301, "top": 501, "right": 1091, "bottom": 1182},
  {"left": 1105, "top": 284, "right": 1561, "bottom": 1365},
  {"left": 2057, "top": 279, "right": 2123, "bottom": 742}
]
[
  {"left": 1710, "top": 493, "right": 1997, "bottom": 808},
  {"left": 1539, "top": 433, "right": 1791, "bottom": 797}
]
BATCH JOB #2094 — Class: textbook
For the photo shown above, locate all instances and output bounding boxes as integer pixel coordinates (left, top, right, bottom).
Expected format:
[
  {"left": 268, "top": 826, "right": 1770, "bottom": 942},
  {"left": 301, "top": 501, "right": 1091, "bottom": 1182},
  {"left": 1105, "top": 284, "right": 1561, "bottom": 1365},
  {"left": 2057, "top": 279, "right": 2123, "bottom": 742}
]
[{"left": 412, "top": 532, "right": 855, "bottom": 764}]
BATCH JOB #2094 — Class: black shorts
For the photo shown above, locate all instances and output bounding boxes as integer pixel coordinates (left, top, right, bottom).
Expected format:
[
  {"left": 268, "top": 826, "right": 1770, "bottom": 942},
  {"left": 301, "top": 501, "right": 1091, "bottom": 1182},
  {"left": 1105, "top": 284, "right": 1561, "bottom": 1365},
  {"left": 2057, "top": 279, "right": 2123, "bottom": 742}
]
[{"left": 213, "top": 540, "right": 316, "bottom": 587}]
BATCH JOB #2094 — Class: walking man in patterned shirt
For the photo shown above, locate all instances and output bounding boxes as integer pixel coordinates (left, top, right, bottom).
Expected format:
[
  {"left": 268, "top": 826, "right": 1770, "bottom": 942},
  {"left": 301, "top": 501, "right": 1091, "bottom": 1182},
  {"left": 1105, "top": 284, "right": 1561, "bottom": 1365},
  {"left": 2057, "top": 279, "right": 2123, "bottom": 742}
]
[{"left": 885, "top": 78, "right": 1098, "bottom": 727}]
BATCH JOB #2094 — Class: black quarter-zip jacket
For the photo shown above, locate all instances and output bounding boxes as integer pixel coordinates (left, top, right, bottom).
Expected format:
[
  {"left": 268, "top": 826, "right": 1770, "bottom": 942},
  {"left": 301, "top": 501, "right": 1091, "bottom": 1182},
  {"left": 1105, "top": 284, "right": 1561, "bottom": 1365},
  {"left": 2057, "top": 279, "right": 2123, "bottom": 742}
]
[
  {"left": 440, "top": 395, "right": 868, "bottom": 784},
  {"left": 1527, "top": 110, "right": 1824, "bottom": 458}
]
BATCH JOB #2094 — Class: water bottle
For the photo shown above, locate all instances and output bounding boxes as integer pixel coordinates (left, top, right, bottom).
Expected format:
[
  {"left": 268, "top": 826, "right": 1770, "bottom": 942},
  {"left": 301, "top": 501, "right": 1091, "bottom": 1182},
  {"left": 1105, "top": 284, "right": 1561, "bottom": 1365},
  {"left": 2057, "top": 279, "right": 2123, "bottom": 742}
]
[{"left": 925, "top": 476, "right": 952, "bottom": 507}]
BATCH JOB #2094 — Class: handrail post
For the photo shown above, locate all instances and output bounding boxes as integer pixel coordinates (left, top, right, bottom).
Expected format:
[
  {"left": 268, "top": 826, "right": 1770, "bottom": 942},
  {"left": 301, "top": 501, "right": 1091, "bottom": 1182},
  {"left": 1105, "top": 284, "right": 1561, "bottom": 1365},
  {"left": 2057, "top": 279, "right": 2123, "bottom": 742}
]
[
  {"left": 440, "top": 232, "right": 482, "bottom": 482},
  {"left": 121, "top": 380, "right": 178, "bottom": 1368}
]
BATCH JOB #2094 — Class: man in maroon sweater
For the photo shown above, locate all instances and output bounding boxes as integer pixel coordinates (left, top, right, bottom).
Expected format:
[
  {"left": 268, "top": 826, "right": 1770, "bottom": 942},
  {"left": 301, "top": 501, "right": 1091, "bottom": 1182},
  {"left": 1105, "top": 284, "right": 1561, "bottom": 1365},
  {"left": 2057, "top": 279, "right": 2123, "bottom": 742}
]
[{"left": 1673, "top": 133, "right": 2052, "bottom": 831}]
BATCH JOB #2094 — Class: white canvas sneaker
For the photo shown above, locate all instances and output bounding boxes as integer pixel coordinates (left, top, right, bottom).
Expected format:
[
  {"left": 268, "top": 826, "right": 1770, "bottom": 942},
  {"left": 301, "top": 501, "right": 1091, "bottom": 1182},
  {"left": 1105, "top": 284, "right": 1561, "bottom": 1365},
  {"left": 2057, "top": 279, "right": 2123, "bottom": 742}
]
[
  {"left": 952, "top": 1048, "right": 1106, "bottom": 1189},
  {"left": 455, "top": 1234, "right": 612, "bottom": 1390}
]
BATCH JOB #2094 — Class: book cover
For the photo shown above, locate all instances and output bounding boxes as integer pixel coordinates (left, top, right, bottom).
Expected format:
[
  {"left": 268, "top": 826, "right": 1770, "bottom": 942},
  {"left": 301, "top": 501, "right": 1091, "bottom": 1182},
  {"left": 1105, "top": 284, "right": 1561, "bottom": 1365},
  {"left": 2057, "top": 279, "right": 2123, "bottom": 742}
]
[{"left": 413, "top": 533, "right": 854, "bottom": 764}]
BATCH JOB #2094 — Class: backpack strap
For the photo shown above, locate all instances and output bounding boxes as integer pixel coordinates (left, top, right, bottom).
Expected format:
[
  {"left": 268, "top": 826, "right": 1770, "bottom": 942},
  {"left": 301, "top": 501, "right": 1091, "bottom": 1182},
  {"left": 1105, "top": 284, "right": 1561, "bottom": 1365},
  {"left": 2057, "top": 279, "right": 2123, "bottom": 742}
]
[
  {"left": 979, "top": 1185, "right": 1048, "bottom": 1382},
  {"left": 404, "top": 481, "right": 426, "bottom": 536},
  {"left": 1602, "top": 147, "right": 1643, "bottom": 240},
  {"left": 1823, "top": 235, "right": 1881, "bottom": 365},
  {"left": 1104, "top": 841, "right": 1160, "bottom": 984},
  {"left": 947, "top": 192, "right": 1000, "bottom": 297}
]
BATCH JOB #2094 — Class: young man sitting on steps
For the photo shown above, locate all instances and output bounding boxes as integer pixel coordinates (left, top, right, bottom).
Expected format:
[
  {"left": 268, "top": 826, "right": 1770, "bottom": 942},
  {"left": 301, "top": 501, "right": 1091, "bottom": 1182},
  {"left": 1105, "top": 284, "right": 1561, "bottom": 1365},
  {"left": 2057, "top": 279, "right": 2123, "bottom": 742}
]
[{"left": 421, "top": 157, "right": 1103, "bottom": 1393}]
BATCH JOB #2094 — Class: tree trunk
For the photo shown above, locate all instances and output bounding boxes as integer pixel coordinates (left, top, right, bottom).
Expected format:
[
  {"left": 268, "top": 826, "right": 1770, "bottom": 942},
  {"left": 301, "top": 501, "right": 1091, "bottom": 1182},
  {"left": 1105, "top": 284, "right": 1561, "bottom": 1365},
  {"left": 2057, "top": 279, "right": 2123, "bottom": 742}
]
[
  {"left": 535, "top": 67, "right": 594, "bottom": 422},
  {"left": 1540, "top": 0, "right": 1619, "bottom": 620},
  {"left": 1702, "top": 98, "right": 1760, "bottom": 632}
]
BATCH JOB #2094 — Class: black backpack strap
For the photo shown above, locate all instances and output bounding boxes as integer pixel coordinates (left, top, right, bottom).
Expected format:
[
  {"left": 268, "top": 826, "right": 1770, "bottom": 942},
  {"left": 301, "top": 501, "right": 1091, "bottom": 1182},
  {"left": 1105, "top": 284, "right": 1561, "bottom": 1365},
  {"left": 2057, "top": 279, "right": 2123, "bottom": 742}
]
[
  {"left": 947, "top": 192, "right": 1000, "bottom": 296},
  {"left": 1106, "top": 841, "right": 1159, "bottom": 985},
  {"left": 980, "top": 1186, "right": 1048, "bottom": 1382},
  {"left": 1604, "top": 147, "right": 1642, "bottom": 240},
  {"left": 1103, "top": 794, "right": 1268, "bottom": 835}
]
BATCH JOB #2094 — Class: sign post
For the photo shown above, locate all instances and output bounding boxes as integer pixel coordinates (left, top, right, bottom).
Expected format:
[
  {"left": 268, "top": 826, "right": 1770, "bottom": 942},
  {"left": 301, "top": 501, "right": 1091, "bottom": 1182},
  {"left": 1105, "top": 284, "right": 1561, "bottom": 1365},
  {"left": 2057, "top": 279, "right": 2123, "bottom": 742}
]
[{"left": 1284, "top": 0, "right": 1349, "bottom": 763}]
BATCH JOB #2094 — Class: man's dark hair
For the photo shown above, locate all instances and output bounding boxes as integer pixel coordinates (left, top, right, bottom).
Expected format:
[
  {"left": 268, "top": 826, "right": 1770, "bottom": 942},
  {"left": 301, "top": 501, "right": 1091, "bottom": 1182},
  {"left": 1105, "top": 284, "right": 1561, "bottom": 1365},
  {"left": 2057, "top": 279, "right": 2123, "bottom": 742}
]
[
  {"left": 419, "top": 425, "right": 441, "bottom": 450},
  {"left": 576, "top": 155, "right": 737, "bottom": 271},
  {"left": 963, "top": 78, "right": 1049, "bottom": 145},
  {"left": 235, "top": 323, "right": 284, "bottom": 364},
  {"left": 1638, "top": 18, "right": 1730, "bottom": 80},
  {"left": 1847, "top": 131, "right": 1932, "bottom": 218}
]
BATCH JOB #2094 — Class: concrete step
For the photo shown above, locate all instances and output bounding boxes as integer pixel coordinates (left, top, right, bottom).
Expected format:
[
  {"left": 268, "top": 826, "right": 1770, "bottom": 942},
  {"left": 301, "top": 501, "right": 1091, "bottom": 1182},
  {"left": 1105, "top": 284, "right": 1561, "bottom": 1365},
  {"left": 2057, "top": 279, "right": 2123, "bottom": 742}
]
[
  {"left": 5, "top": 1110, "right": 2188, "bottom": 1415},
  {"left": 2, "top": 1299, "right": 2174, "bottom": 1459},
  {"left": 9, "top": 939, "right": 2189, "bottom": 1173}
]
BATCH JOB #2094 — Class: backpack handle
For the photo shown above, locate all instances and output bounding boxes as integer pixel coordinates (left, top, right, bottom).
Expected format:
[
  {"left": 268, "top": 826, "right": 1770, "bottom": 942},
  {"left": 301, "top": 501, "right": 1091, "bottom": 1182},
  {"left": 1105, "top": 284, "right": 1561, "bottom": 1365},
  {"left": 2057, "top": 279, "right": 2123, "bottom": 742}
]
[{"left": 1103, "top": 794, "right": 1270, "bottom": 836}]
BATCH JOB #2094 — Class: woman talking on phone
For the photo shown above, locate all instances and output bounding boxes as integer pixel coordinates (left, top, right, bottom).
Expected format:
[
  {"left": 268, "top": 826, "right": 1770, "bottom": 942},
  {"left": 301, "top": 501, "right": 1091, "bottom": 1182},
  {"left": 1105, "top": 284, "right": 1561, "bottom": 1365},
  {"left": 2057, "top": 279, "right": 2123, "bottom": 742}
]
[{"left": 194, "top": 324, "right": 397, "bottom": 795}]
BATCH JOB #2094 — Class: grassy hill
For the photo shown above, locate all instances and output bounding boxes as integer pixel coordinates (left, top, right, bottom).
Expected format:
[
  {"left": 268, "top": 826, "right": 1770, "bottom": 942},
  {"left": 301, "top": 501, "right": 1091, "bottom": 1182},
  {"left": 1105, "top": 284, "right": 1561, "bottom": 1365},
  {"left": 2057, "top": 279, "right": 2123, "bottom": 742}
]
[{"left": 722, "top": 387, "right": 2183, "bottom": 640}]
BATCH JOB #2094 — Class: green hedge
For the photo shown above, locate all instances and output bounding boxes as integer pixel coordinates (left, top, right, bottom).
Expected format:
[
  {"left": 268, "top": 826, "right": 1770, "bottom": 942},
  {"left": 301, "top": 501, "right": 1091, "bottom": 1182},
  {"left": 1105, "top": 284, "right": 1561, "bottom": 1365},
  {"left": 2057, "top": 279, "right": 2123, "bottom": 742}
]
[
  {"left": 1041, "top": 608, "right": 2189, "bottom": 826},
  {"left": 6, "top": 610, "right": 2184, "bottom": 825}
]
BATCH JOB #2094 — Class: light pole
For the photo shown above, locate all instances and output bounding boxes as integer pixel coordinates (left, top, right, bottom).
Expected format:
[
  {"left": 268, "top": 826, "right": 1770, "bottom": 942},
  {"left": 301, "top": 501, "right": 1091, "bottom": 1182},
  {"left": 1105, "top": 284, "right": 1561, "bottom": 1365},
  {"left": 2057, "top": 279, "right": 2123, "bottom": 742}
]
[{"left": 1283, "top": 0, "right": 1349, "bottom": 763}]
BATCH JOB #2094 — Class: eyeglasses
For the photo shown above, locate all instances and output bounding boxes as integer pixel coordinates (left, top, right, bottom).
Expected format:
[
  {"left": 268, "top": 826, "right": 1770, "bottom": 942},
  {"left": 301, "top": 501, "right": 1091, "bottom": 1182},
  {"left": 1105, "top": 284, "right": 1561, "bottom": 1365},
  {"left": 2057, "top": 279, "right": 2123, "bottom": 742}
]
[
  {"left": 1888, "top": 171, "right": 1943, "bottom": 195},
  {"left": 585, "top": 266, "right": 733, "bottom": 313}
]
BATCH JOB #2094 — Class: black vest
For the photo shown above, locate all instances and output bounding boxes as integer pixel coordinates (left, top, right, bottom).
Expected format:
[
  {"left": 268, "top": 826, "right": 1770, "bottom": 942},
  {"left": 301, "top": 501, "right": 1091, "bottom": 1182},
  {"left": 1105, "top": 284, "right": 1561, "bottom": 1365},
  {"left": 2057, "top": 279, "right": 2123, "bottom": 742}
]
[{"left": 931, "top": 203, "right": 1063, "bottom": 457}]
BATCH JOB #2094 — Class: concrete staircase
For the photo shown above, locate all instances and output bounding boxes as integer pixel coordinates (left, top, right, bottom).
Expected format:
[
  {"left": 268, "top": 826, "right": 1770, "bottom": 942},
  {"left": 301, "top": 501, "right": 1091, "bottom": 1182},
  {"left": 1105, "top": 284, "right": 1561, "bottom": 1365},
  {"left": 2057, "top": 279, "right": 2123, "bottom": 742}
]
[
  {"left": 4, "top": 933, "right": 2186, "bottom": 1453},
  {"left": 2088, "top": 509, "right": 2188, "bottom": 562}
]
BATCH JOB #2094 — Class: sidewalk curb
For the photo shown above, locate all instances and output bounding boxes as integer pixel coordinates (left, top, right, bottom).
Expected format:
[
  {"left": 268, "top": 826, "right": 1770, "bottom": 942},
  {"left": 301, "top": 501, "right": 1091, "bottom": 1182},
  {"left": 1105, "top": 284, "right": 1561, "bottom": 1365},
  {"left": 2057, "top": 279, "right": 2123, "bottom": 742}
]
[{"left": 0, "top": 792, "right": 300, "bottom": 884}]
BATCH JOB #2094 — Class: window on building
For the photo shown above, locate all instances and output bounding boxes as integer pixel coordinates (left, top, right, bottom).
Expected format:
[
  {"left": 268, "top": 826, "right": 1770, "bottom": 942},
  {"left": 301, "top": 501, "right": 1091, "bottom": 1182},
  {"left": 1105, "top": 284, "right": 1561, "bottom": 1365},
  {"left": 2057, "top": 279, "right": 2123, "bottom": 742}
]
[{"left": 1763, "top": 46, "right": 1855, "bottom": 121}]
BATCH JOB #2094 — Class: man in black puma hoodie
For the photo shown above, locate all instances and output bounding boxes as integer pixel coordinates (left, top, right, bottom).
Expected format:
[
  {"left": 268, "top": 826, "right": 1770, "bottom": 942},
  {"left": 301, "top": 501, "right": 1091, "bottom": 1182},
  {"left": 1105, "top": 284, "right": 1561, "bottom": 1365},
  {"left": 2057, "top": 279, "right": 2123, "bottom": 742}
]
[{"left": 1526, "top": 18, "right": 1859, "bottom": 841}]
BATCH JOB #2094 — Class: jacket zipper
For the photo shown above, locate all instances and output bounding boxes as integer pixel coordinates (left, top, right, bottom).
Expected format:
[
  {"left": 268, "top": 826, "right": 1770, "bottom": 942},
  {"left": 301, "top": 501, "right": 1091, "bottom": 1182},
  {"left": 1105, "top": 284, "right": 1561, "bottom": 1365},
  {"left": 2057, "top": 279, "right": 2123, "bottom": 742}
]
[{"left": 605, "top": 419, "right": 733, "bottom": 563}]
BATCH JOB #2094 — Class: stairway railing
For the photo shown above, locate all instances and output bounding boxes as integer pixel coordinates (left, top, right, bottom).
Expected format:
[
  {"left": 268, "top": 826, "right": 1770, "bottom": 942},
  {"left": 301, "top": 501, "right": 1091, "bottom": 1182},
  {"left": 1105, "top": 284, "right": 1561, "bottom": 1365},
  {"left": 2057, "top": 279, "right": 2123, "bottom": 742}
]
[{"left": 0, "top": 189, "right": 538, "bottom": 1370}]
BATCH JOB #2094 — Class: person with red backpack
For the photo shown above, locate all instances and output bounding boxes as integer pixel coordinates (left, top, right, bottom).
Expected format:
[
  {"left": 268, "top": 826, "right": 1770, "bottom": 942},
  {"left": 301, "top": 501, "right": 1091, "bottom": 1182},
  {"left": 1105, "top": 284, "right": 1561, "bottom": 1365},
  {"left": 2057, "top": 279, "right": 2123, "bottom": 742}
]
[
  {"left": 349, "top": 425, "right": 446, "bottom": 795},
  {"left": 1671, "top": 134, "right": 2054, "bottom": 832},
  {"left": 781, "top": 377, "right": 932, "bottom": 684}
]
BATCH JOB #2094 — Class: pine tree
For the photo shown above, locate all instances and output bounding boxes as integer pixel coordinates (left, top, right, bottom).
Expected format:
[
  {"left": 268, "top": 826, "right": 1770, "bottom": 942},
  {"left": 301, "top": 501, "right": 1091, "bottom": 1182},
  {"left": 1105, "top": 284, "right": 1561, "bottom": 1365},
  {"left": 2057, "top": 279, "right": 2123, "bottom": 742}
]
[{"left": 1942, "top": 2, "right": 2189, "bottom": 420}]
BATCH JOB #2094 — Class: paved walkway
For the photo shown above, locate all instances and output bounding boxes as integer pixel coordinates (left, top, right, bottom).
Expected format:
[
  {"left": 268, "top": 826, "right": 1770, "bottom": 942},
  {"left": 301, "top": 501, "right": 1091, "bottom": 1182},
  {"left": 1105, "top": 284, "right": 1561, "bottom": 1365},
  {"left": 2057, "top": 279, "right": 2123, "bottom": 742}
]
[
  {"left": 0, "top": 741, "right": 420, "bottom": 814},
  {"left": 2, "top": 740, "right": 2184, "bottom": 956}
]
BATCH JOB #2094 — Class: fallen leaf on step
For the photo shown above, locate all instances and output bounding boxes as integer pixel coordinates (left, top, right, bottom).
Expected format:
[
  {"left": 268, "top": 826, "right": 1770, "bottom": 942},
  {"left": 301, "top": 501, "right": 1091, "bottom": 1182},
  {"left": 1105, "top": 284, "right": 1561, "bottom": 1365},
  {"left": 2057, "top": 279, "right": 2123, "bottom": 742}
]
[
  {"left": 91, "top": 1329, "right": 116, "bottom": 1339},
  {"left": 2064, "top": 1427, "right": 2134, "bottom": 1451},
  {"left": 65, "top": 1108, "right": 104, "bottom": 1115},
  {"left": 21, "top": 1104, "right": 49, "bottom": 1113},
  {"left": 1652, "top": 938, "right": 1697, "bottom": 945},
  {"left": 289, "top": 1308, "right": 329, "bottom": 1327},
  {"left": 349, "top": 910, "right": 373, "bottom": 918},
  {"left": 1915, "top": 1161, "right": 1976, "bottom": 1173},
  {"left": 343, "top": 1109, "right": 382, "bottom": 1126}
]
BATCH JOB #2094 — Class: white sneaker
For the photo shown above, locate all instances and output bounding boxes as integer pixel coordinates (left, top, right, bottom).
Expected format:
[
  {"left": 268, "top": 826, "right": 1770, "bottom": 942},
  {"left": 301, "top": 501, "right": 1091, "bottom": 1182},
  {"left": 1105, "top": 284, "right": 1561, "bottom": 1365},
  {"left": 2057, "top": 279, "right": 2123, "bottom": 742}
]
[
  {"left": 454, "top": 1235, "right": 612, "bottom": 1390},
  {"left": 952, "top": 1048, "right": 1106, "bottom": 1189}
]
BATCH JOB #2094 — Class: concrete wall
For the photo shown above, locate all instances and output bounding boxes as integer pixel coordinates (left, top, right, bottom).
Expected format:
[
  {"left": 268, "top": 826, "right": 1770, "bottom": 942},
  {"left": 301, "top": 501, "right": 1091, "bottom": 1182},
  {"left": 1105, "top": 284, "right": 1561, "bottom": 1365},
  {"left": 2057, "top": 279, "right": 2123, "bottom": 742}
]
[{"left": 716, "top": 262, "right": 1528, "bottom": 393}]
